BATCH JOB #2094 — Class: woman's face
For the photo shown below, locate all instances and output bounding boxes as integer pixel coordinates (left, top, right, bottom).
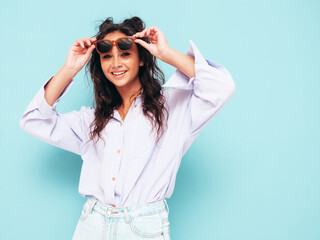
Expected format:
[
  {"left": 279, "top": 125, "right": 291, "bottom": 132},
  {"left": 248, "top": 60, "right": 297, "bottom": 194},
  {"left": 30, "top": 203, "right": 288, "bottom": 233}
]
[{"left": 99, "top": 31, "right": 144, "bottom": 91}]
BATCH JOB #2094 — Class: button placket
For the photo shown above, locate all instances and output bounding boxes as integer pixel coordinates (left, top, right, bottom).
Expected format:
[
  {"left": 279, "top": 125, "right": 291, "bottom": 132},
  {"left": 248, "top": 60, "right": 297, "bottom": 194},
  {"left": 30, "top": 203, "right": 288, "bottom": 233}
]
[{"left": 111, "top": 120, "right": 124, "bottom": 205}]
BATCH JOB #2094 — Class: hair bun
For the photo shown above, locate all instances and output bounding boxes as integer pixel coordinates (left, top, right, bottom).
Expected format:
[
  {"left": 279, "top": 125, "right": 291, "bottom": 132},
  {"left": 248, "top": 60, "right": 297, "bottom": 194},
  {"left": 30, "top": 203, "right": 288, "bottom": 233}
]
[
  {"left": 123, "top": 16, "right": 145, "bottom": 32},
  {"left": 99, "top": 17, "right": 114, "bottom": 31}
]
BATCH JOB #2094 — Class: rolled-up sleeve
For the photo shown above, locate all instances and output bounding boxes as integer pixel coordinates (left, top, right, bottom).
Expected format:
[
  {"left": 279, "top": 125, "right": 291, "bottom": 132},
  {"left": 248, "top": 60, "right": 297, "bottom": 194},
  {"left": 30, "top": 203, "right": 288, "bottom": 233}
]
[
  {"left": 19, "top": 77, "right": 93, "bottom": 156},
  {"left": 163, "top": 40, "right": 236, "bottom": 138}
]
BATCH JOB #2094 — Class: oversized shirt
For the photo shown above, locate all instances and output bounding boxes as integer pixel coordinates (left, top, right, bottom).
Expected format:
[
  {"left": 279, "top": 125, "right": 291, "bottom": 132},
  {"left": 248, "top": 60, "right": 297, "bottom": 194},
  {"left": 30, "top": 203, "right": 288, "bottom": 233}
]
[{"left": 20, "top": 41, "right": 236, "bottom": 208}]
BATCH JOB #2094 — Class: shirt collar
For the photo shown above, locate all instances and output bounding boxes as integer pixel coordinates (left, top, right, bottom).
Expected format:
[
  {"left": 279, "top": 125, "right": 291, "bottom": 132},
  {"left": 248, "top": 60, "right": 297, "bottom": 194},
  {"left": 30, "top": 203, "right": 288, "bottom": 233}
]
[{"left": 133, "top": 92, "right": 142, "bottom": 107}]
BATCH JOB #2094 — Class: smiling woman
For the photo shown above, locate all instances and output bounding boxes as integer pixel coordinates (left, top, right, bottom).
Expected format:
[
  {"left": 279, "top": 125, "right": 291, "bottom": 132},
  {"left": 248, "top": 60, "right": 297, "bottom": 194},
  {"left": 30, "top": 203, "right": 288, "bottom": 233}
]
[
  {"left": 99, "top": 32, "right": 144, "bottom": 107},
  {"left": 97, "top": 31, "right": 144, "bottom": 121},
  {"left": 19, "top": 16, "right": 236, "bottom": 240},
  {"left": 86, "top": 18, "right": 171, "bottom": 144}
]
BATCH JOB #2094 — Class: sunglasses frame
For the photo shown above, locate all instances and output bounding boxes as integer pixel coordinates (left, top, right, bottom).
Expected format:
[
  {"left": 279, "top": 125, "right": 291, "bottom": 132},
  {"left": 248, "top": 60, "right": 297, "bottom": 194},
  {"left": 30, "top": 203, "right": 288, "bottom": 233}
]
[{"left": 93, "top": 36, "right": 137, "bottom": 54}]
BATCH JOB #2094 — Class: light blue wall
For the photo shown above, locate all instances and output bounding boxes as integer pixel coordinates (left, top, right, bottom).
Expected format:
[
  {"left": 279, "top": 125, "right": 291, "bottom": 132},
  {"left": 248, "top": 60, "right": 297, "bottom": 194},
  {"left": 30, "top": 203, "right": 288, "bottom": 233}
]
[{"left": 1, "top": 0, "right": 320, "bottom": 239}]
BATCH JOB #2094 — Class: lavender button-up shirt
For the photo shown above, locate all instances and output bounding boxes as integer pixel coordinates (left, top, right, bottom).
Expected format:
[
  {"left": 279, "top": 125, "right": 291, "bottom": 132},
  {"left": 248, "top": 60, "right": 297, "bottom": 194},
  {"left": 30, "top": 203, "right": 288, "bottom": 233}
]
[{"left": 20, "top": 41, "right": 236, "bottom": 207}]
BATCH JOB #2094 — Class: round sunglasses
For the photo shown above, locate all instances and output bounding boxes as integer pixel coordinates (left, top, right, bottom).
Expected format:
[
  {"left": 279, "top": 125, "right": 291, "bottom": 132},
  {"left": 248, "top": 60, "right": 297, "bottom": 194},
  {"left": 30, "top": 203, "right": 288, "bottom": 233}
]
[{"left": 93, "top": 36, "right": 137, "bottom": 54}]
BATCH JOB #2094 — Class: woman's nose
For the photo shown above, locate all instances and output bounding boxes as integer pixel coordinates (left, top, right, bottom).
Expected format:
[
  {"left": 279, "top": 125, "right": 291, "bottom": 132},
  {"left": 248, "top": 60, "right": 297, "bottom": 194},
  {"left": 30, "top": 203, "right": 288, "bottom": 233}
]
[{"left": 112, "top": 55, "right": 122, "bottom": 68}]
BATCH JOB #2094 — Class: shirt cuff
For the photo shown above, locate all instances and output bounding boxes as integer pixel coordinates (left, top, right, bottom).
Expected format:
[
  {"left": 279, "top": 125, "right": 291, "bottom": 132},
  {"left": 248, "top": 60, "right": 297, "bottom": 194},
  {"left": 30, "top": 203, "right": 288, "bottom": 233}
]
[{"left": 34, "top": 76, "right": 74, "bottom": 118}]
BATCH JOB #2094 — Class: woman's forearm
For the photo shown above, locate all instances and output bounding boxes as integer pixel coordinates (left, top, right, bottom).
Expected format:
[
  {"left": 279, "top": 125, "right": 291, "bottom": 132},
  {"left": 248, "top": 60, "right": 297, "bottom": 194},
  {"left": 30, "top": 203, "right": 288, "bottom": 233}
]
[
  {"left": 44, "top": 65, "right": 77, "bottom": 106},
  {"left": 161, "top": 47, "right": 196, "bottom": 79}
]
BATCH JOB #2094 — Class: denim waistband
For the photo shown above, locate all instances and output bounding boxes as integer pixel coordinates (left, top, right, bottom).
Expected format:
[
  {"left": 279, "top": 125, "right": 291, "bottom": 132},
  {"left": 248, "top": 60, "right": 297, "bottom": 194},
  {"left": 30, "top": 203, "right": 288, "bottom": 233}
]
[{"left": 84, "top": 196, "right": 170, "bottom": 220}]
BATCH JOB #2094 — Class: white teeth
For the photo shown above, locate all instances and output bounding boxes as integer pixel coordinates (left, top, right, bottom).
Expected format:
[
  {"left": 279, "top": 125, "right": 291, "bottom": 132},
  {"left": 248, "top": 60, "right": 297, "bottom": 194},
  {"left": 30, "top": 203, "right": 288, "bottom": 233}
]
[{"left": 112, "top": 71, "right": 126, "bottom": 75}]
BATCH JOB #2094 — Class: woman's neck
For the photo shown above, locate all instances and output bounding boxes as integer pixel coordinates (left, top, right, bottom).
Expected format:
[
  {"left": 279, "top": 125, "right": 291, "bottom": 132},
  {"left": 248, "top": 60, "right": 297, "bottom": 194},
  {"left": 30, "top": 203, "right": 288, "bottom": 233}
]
[
  {"left": 117, "top": 89, "right": 141, "bottom": 121},
  {"left": 116, "top": 81, "right": 142, "bottom": 109}
]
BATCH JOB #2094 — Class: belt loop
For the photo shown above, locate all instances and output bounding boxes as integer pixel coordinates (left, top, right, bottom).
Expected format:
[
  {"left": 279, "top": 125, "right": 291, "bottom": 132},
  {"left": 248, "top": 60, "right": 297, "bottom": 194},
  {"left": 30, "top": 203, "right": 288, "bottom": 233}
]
[
  {"left": 164, "top": 199, "right": 169, "bottom": 215},
  {"left": 123, "top": 207, "right": 130, "bottom": 224},
  {"left": 88, "top": 198, "right": 97, "bottom": 214}
]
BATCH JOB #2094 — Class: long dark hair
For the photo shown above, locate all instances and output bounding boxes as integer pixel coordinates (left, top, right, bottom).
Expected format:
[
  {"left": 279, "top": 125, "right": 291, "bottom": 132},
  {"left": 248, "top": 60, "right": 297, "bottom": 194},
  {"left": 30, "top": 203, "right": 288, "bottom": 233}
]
[{"left": 85, "top": 16, "right": 168, "bottom": 146}]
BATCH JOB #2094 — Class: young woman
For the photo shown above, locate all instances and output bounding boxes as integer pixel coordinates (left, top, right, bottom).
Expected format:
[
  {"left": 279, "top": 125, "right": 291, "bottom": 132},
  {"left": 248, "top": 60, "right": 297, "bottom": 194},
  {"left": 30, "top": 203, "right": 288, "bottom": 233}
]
[{"left": 20, "top": 16, "right": 235, "bottom": 240}]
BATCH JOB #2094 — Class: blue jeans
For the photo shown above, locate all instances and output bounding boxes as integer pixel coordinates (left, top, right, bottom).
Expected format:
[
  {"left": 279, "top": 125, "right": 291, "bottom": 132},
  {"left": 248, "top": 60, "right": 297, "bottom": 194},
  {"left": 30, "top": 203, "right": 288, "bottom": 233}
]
[{"left": 72, "top": 196, "right": 171, "bottom": 240}]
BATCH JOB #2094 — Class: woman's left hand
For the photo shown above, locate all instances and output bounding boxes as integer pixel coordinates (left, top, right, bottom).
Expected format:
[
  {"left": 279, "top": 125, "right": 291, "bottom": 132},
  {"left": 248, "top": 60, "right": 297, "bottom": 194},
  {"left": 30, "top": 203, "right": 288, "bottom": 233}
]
[{"left": 133, "top": 26, "right": 171, "bottom": 62}]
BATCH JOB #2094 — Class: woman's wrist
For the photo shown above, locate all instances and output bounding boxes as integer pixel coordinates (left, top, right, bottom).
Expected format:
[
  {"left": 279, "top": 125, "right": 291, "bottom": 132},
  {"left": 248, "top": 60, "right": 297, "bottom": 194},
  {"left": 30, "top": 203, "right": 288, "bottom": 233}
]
[
  {"left": 61, "top": 64, "right": 79, "bottom": 79},
  {"left": 160, "top": 47, "right": 196, "bottom": 78},
  {"left": 158, "top": 46, "right": 175, "bottom": 65}
]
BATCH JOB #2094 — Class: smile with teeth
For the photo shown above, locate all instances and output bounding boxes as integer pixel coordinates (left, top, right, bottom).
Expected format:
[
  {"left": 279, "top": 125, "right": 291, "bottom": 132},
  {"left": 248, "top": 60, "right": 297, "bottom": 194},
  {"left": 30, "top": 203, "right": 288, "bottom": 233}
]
[{"left": 112, "top": 71, "right": 127, "bottom": 76}]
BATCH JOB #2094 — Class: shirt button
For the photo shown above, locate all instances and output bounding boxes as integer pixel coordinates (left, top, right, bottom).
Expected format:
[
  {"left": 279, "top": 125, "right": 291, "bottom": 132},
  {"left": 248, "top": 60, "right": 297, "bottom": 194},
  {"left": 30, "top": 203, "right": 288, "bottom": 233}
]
[
  {"left": 120, "top": 123, "right": 122, "bottom": 127},
  {"left": 112, "top": 177, "right": 116, "bottom": 181},
  {"left": 111, "top": 204, "right": 116, "bottom": 207},
  {"left": 117, "top": 149, "right": 120, "bottom": 153}
]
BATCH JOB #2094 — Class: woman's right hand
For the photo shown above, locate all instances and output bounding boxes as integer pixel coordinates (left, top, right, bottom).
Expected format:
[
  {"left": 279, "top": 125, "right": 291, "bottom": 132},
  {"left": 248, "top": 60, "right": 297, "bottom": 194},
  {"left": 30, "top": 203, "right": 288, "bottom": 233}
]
[{"left": 63, "top": 37, "right": 96, "bottom": 75}]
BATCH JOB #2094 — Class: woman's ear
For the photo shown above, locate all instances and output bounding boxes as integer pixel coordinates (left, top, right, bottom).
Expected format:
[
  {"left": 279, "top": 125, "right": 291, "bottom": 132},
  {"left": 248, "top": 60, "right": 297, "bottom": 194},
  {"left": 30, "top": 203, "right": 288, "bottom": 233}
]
[{"left": 139, "top": 61, "right": 144, "bottom": 67}]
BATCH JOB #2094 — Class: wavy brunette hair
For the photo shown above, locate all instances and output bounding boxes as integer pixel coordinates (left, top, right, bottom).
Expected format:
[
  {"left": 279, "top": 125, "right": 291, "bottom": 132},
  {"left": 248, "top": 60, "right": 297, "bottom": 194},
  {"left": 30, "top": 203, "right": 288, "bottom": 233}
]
[{"left": 85, "top": 16, "right": 168, "bottom": 146}]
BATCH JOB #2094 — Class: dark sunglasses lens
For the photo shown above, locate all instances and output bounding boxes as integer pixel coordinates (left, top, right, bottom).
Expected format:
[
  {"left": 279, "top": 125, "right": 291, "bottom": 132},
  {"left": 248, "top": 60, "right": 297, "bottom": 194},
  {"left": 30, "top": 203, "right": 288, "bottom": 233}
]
[
  {"left": 96, "top": 41, "right": 112, "bottom": 53},
  {"left": 117, "top": 38, "right": 133, "bottom": 51}
]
